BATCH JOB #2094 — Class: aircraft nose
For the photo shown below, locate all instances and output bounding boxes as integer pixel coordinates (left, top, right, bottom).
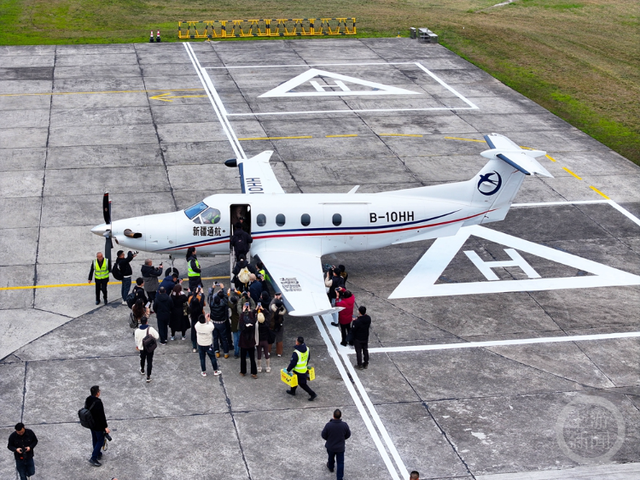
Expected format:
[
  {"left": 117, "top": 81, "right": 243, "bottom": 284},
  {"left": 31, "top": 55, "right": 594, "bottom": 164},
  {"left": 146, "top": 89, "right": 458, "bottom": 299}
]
[{"left": 91, "top": 223, "right": 108, "bottom": 236}]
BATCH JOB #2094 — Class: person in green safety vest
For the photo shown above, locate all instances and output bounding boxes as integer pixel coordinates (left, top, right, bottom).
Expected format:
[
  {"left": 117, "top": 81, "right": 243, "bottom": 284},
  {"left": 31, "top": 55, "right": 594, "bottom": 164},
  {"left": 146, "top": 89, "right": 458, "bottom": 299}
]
[
  {"left": 186, "top": 246, "right": 202, "bottom": 293},
  {"left": 88, "top": 252, "right": 111, "bottom": 305},
  {"left": 285, "top": 336, "right": 317, "bottom": 401}
]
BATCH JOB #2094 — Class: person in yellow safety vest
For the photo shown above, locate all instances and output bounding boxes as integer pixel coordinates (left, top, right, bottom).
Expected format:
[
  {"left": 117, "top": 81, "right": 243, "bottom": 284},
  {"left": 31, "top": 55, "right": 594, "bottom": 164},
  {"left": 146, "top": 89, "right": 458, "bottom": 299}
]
[
  {"left": 285, "top": 336, "right": 317, "bottom": 401},
  {"left": 186, "top": 246, "right": 202, "bottom": 293},
  {"left": 88, "top": 252, "right": 111, "bottom": 305}
]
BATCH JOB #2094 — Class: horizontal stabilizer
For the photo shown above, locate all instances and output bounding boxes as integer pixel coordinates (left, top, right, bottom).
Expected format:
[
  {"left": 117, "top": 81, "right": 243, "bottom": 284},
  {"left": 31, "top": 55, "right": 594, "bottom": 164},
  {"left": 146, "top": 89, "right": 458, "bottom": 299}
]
[{"left": 481, "top": 133, "right": 553, "bottom": 178}]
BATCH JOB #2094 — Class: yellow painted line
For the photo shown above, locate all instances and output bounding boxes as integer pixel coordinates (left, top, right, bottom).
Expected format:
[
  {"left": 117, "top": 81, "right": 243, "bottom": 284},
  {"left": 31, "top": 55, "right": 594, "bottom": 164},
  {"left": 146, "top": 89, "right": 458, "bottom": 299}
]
[
  {"left": 238, "top": 136, "right": 313, "bottom": 141},
  {"left": 444, "top": 136, "right": 485, "bottom": 143},
  {"left": 326, "top": 134, "right": 358, "bottom": 138},
  {"left": 0, "top": 88, "right": 204, "bottom": 98},
  {"left": 379, "top": 133, "right": 423, "bottom": 137},
  {"left": 545, "top": 154, "right": 557, "bottom": 163},
  {"left": 589, "top": 186, "right": 610, "bottom": 199},
  {"left": 0, "top": 275, "right": 229, "bottom": 292},
  {"left": 562, "top": 167, "right": 583, "bottom": 180},
  {"left": 150, "top": 92, "right": 209, "bottom": 102}
]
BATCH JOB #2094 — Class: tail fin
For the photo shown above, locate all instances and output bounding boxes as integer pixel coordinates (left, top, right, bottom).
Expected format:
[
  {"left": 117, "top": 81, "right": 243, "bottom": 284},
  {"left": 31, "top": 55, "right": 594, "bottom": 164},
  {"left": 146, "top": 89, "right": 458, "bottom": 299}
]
[{"left": 467, "top": 133, "right": 553, "bottom": 225}]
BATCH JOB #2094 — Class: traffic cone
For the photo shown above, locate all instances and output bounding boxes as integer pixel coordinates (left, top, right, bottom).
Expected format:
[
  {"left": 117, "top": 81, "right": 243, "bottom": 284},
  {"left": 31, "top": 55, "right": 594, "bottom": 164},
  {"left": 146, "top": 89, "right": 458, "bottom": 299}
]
[
  {"left": 156, "top": 30, "right": 161, "bottom": 42},
  {"left": 149, "top": 30, "right": 154, "bottom": 43}
]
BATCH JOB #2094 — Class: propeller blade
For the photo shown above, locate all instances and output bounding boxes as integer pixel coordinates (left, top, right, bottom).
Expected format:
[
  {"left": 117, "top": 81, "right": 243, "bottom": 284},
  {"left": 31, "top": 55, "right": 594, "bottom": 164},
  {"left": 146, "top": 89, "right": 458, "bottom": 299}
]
[
  {"left": 102, "top": 192, "right": 111, "bottom": 225},
  {"left": 104, "top": 235, "right": 113, "bottom": 263}
]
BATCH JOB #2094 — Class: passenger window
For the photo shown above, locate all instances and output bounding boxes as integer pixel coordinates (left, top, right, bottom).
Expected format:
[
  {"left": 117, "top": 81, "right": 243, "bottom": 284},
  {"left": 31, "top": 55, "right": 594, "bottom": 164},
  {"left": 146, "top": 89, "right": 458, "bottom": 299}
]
[
  {"left": 276, "top": 214, "right": 286, "bottom": 227},
  {"left": 301, "top": 213, "right": 311, "bottom": 227},
  {"left": 257, "top": 214, "right": 266, "bottom": 227},
  {"left": 332, "top": 213, "right": 342, "bottom": 226}
]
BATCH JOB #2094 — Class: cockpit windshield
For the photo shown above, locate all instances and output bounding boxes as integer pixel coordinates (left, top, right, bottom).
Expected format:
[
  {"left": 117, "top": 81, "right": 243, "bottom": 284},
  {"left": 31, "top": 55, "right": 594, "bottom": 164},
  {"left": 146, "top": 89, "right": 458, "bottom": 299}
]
[
  {"left": 184, "top": 202, "right": 222, "bottom": 225},
  {"left": 184, "top": 201, "right": 208, "bottom": 220}
]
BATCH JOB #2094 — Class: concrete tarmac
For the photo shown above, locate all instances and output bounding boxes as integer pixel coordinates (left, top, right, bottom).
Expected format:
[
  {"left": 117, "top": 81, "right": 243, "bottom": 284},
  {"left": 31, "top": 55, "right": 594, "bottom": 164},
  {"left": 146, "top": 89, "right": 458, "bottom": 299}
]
[{"left": 1, "top": 38, "right": 639, "bottom": 479}]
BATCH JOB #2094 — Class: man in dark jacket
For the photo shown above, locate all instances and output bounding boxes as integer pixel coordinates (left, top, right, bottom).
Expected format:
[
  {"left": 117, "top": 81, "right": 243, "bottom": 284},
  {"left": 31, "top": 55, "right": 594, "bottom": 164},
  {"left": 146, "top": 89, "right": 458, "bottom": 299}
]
[
  {"left": 141, "top": 259, "right": 163, "bottom": 304},
  {"left": 158, "top": 270, "right": 179, "bottom": 295},
  {"left": 7, "top": 422, "right": 38, "bottom": 480},
  {"left": 85, "top": 385, "right": 110, "bottom": 467},
  {"left": 153, "top": 286, "right": 173, "bottom": 344},
  {"left": 230, "top": 221, "right": 252, "bottom": 261},
  {"left": 321, "top": 409, "right": 351, "bottom": 480},
  {"left": 351, "top": 305, "right": 371, "bottom": 369},
  {"left": 115, "top": 250, "right": 137, "bottom": 305},
  {"left": 209, "top": 286, "right": 230, "bottom": 358}
]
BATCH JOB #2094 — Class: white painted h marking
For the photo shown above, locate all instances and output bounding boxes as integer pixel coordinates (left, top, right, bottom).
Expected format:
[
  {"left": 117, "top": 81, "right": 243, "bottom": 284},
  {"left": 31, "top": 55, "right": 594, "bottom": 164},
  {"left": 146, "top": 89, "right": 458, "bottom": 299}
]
[
  {"left": 464, "top": 248, "right": 541, "bottom": 281},
  {"left": 310, "top": 80, "right": 351, "bottom": 92}
]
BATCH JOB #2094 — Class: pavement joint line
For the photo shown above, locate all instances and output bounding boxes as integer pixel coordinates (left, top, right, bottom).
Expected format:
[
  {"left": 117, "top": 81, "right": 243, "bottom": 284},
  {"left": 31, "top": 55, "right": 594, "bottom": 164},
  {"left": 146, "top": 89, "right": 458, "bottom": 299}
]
[
  {"left": 326, "top": 134, "right": 359, "bottom": 138},
  {"left": 361, "top": 331, "right": 640, "bottom": 355},
  {"left": 226, "top": 106, "right": 476, "bottom": 117},
  {"left": 314, "top": 314, "right": 405, "bottom": 480},
  {"left": 0, "top": 276, "right": 229, "bottom": 291},
  {"left": 379, "top": 133, "right": 423, "bottom": 137},
  {"left": 238, "top": 136, "right": 313, "bottom": 140}
]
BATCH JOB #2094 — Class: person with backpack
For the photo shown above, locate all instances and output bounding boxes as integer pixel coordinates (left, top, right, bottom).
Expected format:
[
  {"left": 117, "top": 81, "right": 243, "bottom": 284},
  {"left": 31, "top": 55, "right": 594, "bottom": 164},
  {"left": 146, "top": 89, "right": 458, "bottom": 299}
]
[
  {"left": 188, "top": 286, "right": 206, "bottom": 353},
  {"left": 269, "top": 292, "right": 287, "bottom": 357},
  {"left": 134, "top": 317, "right": 159, "bottom": 383},
  {"left": 232, "top": 255, "right": 255, "bottom": 291},
  {"left": 84, "top": 385, "right": 110, "bottom": 467},
  {"left": 230, "top": 221, "right": 253, "bottom": 261},
  {"left": 113, "top": 250, "right": 137, "bottom": 305}
]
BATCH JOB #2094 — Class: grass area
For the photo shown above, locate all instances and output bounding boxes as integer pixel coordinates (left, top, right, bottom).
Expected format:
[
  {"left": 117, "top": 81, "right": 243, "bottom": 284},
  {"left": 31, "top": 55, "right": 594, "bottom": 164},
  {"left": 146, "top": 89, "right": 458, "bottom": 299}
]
[{"left": 0, "top": 0, "right": 638, "bottom": 164}]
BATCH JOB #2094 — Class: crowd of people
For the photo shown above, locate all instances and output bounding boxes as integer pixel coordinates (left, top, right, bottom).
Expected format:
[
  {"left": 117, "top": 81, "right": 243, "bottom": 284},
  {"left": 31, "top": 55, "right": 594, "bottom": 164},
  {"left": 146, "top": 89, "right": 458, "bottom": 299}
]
[{"left": 83, "top": 252, "right": 391, "bottom": 478}]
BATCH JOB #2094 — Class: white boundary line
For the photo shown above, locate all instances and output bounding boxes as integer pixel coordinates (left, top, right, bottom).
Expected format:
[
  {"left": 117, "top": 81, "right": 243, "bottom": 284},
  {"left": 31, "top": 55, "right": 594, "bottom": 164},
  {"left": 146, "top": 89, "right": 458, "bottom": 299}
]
[
  {"left": 206, "top": 61, "right": 418, "bottom": 70},
  {"left": 355, "top": 331, "right": 640, "bottom": 355},
  {"left": 413, "top": 62, "right": 479, "bottom": 110},
  {"left": 315, "top": 314, "right": 407, "bottom": 480},
  {"left": 184, "top": 43, "right": 246, "bottom": 160}
]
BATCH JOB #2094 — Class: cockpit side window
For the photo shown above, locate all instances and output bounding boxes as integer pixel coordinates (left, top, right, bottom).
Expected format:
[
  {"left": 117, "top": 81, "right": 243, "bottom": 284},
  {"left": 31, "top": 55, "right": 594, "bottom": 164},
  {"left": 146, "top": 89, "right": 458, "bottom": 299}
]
[
  {"left": 200, "top": 208, "right": 221, "bottom": 225},
  {"left": 184, "top": 201, "right": 208, "bottom": 220}
]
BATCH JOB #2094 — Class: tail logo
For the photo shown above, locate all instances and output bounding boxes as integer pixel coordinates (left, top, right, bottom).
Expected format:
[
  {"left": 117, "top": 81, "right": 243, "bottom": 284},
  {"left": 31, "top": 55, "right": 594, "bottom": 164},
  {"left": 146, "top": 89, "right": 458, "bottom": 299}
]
[{"left": 477, "top": 171, "right": 502, "bottom": 196}]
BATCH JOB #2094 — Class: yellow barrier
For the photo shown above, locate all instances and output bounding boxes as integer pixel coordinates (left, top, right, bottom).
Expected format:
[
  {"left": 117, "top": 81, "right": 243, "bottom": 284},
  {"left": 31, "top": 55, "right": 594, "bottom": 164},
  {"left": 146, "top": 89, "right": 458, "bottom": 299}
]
[{"left": 178, "top": 18, "right": 356, "bottom": 39}]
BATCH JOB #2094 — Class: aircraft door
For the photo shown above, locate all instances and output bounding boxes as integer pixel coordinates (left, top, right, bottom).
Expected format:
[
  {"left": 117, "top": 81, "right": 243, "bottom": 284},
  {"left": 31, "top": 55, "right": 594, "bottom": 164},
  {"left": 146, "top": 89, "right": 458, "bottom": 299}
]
[{"left": 230, "top": 204, "right": 252, "bottom": 256}]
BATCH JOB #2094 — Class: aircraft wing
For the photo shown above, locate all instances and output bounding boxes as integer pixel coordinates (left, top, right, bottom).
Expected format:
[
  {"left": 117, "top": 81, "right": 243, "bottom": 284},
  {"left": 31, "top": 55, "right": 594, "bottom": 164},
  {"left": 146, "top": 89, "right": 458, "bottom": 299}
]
[
  {"left": 238, "top": 151, "right": 285, "bottom": 194},
  {"left": 253, "top": 248, "right": 340, "bottom": 317}
]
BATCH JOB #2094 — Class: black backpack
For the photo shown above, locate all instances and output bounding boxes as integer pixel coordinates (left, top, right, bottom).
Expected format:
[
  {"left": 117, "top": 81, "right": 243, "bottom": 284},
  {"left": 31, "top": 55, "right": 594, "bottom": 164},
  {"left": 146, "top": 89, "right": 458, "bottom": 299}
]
[
  {"left": 111, "top": 260, "right": 123, "bottom": 281},
  {"left": 126, "top": 291, "right": 136, "bottom": 309},
  {"left": 78, "top": 401, "right": 96, "bottom": 429},
  {"left": 142, "top": 328, "right": 157, "bottom": 353}
]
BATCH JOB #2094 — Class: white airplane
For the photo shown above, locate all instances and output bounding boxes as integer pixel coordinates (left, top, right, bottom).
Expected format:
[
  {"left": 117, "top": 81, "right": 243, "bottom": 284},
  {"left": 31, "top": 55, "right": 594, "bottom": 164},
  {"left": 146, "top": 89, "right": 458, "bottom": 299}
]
[{"left": 92, "top": 133, "right": 552, "bottom": 317}]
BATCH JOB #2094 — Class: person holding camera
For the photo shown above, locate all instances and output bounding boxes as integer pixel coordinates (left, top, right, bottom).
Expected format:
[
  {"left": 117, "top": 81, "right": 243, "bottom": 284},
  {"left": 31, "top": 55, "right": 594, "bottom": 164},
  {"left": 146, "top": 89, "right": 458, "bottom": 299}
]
[
  {"left": 238, "top": 301, "right": 258, "bottom": 378},
  {"left": 7, "top": 422, "right": 38, "bottom": 480},
  {"left": 115, "top": 250, "right": 137, "bottom": 305},
  {"left": 85, "top": 385, "right": 110, "bottom": 467},
  {"left": 325, "top": 267, "right": 344, "bottom": 326},
  {"left": 141, "top": 258, "right": 163, "bottom": 304}
]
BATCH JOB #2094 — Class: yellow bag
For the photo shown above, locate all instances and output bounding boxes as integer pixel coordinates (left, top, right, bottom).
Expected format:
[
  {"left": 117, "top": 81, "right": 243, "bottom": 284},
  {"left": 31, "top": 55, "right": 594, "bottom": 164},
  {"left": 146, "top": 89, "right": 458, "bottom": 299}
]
[
  {"left": 281, "top": 367, "right": 315, "bottom": 386},
  {"left": 281, "top": 369, "right": 298, "bottom": 387}
]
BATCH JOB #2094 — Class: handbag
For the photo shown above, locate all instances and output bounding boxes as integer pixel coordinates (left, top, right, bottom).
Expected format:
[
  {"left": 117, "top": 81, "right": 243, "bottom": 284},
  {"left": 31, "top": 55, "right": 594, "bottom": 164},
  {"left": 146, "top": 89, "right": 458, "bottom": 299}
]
[{"left": 128, "top": 312, "right": 137, "bottom": 329}]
